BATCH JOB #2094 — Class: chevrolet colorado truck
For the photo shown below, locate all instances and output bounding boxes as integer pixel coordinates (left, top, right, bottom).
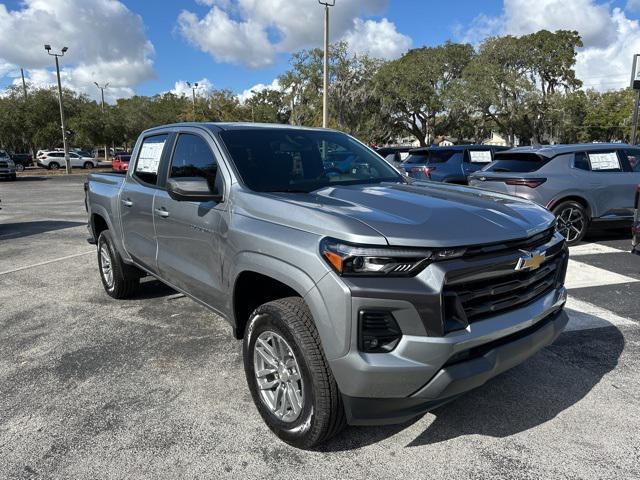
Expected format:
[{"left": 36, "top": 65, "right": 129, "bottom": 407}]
[{"left": 85, "top": 123, "right": 569, "bottom": 448}]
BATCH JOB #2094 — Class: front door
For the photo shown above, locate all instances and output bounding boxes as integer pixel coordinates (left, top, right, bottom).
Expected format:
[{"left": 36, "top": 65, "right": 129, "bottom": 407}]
[
  {"left": 154, "top": 131, "right": 227, "bottom": 307},
  {"left": 120, "top": 133, "right": 170, "bottom": 272}
]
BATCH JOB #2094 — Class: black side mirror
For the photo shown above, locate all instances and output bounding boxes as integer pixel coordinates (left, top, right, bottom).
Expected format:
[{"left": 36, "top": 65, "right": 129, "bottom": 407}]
[{"left": 166, "top": 177, "right": 223, "bottom": 202}]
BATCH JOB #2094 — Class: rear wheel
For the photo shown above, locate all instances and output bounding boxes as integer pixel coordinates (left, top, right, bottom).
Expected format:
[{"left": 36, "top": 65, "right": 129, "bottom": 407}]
[
  {"left": 48, "top": 162, "right": 60, "bottom": 170},
  {"left": 553, "top": 200, "right": 588, "bottom": 245},
  {"left": 243, "top": 297, "right": 346, "bottom": 449},
  {"left": 97, "top": 230, "right": 141, "bottom": 298}
]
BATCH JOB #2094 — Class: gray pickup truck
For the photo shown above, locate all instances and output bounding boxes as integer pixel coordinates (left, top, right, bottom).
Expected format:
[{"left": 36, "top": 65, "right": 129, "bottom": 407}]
[{"left": 85, "top": 122, "right": 569, "bottom": 448}]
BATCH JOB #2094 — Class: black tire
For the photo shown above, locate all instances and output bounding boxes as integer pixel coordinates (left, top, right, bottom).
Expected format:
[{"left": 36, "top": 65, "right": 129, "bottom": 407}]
[
  {"left": 84, "top": 161, "right": 94, "bottom": 169},
  {"left": 15, "top": 163, "right": 25, "bottom": 172},
  {"left": 553, "top": 200, "right": 588, "bottom": 245},
  {"left": 97, "top": 230, "right": 141, "bottom": 299},
  {"left": 243, "top": 297, "right": 346, "bottom": 449},
  {"left": 48, "top": 162, "right": 60, "bottom": 170}
]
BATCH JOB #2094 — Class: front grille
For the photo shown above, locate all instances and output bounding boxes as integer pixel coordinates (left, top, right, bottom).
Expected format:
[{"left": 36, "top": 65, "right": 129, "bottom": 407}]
[
  {"left": 0, "top": 161, "right": 7, "bottom": 168},
  {"left": 443, "top": 245, "right": 567, "bottom": 328},
  {"left": 464, "top": 227, "right": 555, "bottom": 258}
]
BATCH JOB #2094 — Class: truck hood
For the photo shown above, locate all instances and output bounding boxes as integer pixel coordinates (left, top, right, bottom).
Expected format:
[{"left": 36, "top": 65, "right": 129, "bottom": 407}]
[{"left": 256, "top": 182, "right": 554, "bottom": 248}]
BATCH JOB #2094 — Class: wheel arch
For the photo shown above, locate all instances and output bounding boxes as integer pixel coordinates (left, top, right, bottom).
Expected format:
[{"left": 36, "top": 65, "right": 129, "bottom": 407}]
[{"left": 547, "top": 194, "right": 593, "bottom": 219}]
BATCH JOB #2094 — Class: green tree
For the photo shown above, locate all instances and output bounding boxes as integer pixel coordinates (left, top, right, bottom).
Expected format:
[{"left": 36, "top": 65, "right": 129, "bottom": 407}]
[{"left": 373, "top": 42, "right": 474, "bottom": 146}]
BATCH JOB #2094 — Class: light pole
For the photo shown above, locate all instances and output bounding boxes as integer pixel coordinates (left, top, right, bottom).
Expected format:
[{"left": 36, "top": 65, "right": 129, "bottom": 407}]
[
  {"left": 187, "top": 81, "right": 199, "bottom": 120},
  {"left": 319, "top": 0, "right": 335, "bottom": 128},
  {"left": 630, "top": 54, "right": 640, "bottom": 145},
  {"left": 94, "top": 82, "right": 109, "bottom": 163},
  {"left": 44, "top": 44, "right": 71, "bottom": 174}
]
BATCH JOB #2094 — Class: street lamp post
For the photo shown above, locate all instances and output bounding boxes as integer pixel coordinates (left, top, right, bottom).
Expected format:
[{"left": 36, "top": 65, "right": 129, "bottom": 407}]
[
  {"left": 630, "top": 54, "right": 640, "bottom": 145},
  {"left": 318, "top": 0, "right": 335, "bottom": 128},
  {"left": 187, "top": 81, "right": 199, "bottom": 120},
  {"left": 44, "top": 44, "right": 71, "bottom": 174},
  {"left": 94, "top": 82, "right": 109, "bottom": 163}
]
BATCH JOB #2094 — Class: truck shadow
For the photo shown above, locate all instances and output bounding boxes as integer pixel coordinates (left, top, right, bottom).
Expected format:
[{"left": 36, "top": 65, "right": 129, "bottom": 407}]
[
  {"left": 0, "top": 220, "right": 85, "bottom": 240},
  {"left": 321, "top": 324, "right": 624, "bottom": 451}
]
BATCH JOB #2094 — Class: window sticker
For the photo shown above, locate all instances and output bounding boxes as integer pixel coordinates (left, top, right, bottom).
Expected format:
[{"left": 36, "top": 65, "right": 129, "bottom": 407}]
[
  {"left": 588, "top": 152, "right": 620, "bottom": 171},
  {"left": 469, "top": 150, "right": 492, "bottom": 163},
  {"left": 136, "top": 139, "right": 165, "bottom": 174}
]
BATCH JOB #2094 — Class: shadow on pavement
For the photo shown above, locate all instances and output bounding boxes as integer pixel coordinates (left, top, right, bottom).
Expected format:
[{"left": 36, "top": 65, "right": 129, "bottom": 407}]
[
  {"left": 584, "top": 227, "right": 632, "bottom": 242},
  {"left": 134, "top": 278, "right": 177, "bottom": 299},
  {"left": 0, "top": 220, "right": 85, "bottom": 239},
  {"left": 321, "top": 325, "right": 624, "bottom": 451}
]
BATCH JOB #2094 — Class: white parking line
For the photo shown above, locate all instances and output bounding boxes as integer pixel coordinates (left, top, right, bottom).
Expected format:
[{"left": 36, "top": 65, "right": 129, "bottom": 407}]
[
  {"left": 569, "top": 243, "right": 626, "bottom": 256},
  {"left": 565, "top": 296, "right": 637, "bottom": 331},
  {"left": 564, "top": 259, "right": 638, "bottom": 289},
  {"left": 0, "top": 250, "right": 94, "bottom": 276}
]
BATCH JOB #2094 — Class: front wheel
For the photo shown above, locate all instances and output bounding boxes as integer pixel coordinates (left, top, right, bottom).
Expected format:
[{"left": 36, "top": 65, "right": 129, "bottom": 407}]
[
  {"left": 15, "top": 163, "right": 25, "bottom": 172},
  {"left": 553, "top": 201, "right": 588, "bottom": 245},
  {"left": 243, "top": 297, "right": 346, "bottom": 449},
  {"left": 84, "top": 161, "right": 94, "bottom": 169}
]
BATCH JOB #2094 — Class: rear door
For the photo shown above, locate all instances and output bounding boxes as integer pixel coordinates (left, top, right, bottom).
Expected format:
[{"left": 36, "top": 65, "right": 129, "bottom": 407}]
[
  {"left": 578, "top": 150, "right": 637, "bottom": 218},
  {"left": 120, "top": 133, "right": 171, "bottom": 272},
  {"left": 154, "top": 129, "right": 228, "bottom": 307}
]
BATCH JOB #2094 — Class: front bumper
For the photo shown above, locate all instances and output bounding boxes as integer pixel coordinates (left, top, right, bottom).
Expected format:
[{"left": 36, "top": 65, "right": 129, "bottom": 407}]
[
  {"left": 0, "top": 168, "right": 16, "bottom": 177},
  {"left": 343, "top": 308, "right": 567, "bottom": 425}
]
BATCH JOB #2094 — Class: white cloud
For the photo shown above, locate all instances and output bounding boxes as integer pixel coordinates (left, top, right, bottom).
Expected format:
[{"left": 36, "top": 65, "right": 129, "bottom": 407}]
[
  {"left": 342, "top": 18, "right": 411, "bottom": 60},
  {"left": 459, "top": 0, "right": 640, "bottom": 91},
  {"left": 170, "top": 78, "right": 215, "bottom": 97},
  {"left": 177, "top": 0, "right": 410, "bottom": 68},
  {"left": 0, "top": 0, "right": 154, "bottom": 101},
  {"left": 238, "top": 78, "right": 281, "bottom": 103}
]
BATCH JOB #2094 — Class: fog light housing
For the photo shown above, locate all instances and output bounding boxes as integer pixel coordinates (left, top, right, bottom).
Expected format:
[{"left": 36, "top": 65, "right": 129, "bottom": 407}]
[{"left": 358, "top": 310, "right": 402, "bottom": 353}]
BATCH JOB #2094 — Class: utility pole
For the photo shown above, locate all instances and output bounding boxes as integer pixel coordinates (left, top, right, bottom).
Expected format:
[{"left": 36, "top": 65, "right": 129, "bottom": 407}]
[
  {"left": 94, "top": 82, "right": 109, "bottom": 163},
  {"left": 44, "top": 44, "right": 71, "bottom": 174},
  {"left": 631, "top": 54, "right": 640, "bottom": 145},
  {"left": 319, "top": 0, "right": 335, "bottom": 128},
  {"left": 187, "top": 82, "right": 199, "bottom": 120},
  {"left": 20, "top": 68, "right": 27, "bottom": 100}
]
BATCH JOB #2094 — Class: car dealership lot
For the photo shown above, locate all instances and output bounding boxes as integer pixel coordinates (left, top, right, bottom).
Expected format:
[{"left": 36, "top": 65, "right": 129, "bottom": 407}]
[{"left": 1, "top": 176, "right": 639, "bottom": 479}]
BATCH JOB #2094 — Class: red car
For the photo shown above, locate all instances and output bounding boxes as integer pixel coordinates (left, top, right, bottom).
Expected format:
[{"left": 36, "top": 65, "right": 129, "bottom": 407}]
[
  {"left": 633, "top": 184, "right": 640, "bottom": 255},
  {"left": 112, "top": 154, "right": 131, "bottom": 173}
]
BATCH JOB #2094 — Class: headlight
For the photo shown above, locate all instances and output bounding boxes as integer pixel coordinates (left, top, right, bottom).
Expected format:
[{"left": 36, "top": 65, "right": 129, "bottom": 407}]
[{"left": 319, "top": 238, "right": 465, "bottom": 277}]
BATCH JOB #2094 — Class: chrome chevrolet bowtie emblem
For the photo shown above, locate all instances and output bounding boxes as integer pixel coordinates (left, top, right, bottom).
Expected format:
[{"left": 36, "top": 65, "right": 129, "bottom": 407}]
[{"left": 515, "top": 250, "right": 546, "bottom": 271}]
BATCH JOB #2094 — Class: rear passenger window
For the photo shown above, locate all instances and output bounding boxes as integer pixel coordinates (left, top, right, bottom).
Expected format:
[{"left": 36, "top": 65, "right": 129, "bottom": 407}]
[
  {"left": 170, "top": 133, "right": 219, "bottom": 190},
  {"left": 134, "top": 134, "right": 168, "bottom": 186},
  {"left": 574, "top": 152, "right": 590, "bottom": 170},
  {"left": 587, "top": 151, "right": 622, "bottom": 172}
]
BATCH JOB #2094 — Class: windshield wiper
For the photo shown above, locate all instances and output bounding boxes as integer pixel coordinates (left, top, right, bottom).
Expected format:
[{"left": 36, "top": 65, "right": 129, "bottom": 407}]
[
  {"left": 492, "top": 167, "right": 511, "bottom": 172},
  {"left": 263, "top": 188, "right": 313, "bottom": 193}
]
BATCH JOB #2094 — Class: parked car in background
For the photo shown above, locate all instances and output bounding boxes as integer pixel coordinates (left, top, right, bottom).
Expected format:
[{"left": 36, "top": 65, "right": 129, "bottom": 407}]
[
  {"left": 36, "top": 151, "right": 99, "bottom": 170},
  {"left": 633, "top": 185, "right": 640, "bottom": 255},
  {"left": 9, "top": 153, "right": 33, "bottom": 172},
  {"left": 469, "top": 144, "right": 640, "bottom": 245},
  {"left": 0, "top": 149, "right": 17, "bottom": 180},
  {"left": 86, "top": 122, "right": 568, "bottom": 448},
  {"left": 402, "top": 145, "right": 510, "bottom": 183},
  {"left": 112, "top": 153, "right": 131, "bottom": 173},
  {"left": 375, "top": 146, "right": 414, "bottom": 170}
]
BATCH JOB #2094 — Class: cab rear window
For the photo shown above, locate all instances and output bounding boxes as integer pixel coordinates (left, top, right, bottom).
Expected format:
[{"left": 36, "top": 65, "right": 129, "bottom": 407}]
[{"left": 485, "top": 153, "right": 550, "bottom": 173}]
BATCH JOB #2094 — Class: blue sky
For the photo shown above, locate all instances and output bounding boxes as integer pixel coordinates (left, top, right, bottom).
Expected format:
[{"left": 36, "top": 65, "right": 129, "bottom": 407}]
[{"left": 0, "top": 0, "right": 639, "bottom": 101}]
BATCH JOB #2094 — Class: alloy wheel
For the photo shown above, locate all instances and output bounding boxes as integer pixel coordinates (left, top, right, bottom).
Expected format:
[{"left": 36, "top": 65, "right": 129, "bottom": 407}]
[
  {"left": 556, "top": 206, "right": 585, "bottom": 243},
  {"left": 253, "top": 330, "right": 304, "bottom": 423},
  {"left": 99, "top": 245, "right": 114, "bottom": 288}
]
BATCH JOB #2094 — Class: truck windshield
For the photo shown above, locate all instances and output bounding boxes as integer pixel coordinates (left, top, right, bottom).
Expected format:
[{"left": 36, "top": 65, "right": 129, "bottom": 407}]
[{"left": 219, "top": 129, "right": 403, "bottom": 193}]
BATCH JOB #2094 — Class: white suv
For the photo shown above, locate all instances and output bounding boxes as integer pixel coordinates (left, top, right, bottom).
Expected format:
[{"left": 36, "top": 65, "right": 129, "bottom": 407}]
[{"left": 37, "top": 151, "right": 98, "bottom": 170}]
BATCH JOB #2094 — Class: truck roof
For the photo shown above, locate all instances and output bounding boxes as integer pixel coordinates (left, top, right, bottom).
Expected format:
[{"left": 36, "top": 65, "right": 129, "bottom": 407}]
[
  {"left": 142, "top": 122, "right": 332, "bottom": 134},
  {"left": 500, "top": 143, "right": 632, "bottom": 158}
]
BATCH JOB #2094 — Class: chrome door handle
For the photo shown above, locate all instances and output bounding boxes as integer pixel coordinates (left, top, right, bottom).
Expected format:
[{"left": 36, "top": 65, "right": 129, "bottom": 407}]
[
  {"left": 154, "top": 208, "right": 170, "bottom": 218},
  {"left": 121, "top": 199, "right": 133, "bottom": 207}
]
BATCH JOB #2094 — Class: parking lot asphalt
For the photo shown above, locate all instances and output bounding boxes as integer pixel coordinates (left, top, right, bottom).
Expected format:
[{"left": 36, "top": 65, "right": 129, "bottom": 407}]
[{"left": 1, "top": 175, "right": 639, "bottom": 479}]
